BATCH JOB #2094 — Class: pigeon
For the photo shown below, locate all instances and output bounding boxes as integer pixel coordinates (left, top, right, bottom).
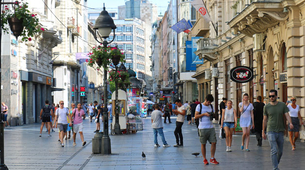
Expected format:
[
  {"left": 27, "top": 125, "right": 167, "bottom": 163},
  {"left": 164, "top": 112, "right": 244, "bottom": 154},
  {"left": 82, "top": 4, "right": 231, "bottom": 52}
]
[
  {"left": 192, "top": 152, "right": 200, "bottom": 157},
  {"left": 142, "top": 152, "right": 146, "bottom": 158}
]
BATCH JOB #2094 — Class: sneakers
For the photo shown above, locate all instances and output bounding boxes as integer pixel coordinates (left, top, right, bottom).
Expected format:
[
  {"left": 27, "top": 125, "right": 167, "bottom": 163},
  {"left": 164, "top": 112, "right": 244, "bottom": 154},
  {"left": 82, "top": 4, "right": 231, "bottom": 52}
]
[
  {"left": 61, "top": 143, "right": 64, "bottom": 147},
  {"left": 73, "top": 142, "right": 76, "bottom": 146},
  {"left": 82, "top": 141, "right": 87, "bottom": 146},
  {"left": 163, "top": 144, "right": 170, "bottom": 148},
  {"left": 52, "top": 129, "right": 55, "bottom": 132},
  {"left": 46, "top": 130, "right": 48, "bottom": 132},
  {"left": 154, "top": 144, "right": 160, "bottom": 148},
  {"left": 226, "top": 146, "right": 232, "bottom": 152},
  {"left": 203, "top": 159, "right": 209, "bottom": 165},
  {"left": 39, "top": 134, "right": 42, "bottom": 137},
  {"left": 48, "top": 134, "right": 52, "bottom": 137},
  {"left": 241, "top": 145, "right": 244, "bottom": 150},
  {"left": 210, "top": 158, "right": 219, "bottom": 165},
  {"left": 245, "top": 149, "right": 250, "bottom": 152},
  {"left": 173, "top": 144, "right": 179, "bottom": 147}
]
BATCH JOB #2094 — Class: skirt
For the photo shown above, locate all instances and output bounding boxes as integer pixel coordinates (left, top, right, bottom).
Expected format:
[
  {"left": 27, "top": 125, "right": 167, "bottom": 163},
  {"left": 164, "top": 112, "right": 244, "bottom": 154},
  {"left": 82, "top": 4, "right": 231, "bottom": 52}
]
[{"left": 288, "top": 117, "right": 300, "bottom": 132}]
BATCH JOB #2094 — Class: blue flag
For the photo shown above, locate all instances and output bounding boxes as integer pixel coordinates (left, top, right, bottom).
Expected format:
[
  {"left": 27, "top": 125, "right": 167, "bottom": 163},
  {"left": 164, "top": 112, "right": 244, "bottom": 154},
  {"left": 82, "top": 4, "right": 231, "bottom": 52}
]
[{"left": 171, "top": 18, "right": 192, "bottom": 34}]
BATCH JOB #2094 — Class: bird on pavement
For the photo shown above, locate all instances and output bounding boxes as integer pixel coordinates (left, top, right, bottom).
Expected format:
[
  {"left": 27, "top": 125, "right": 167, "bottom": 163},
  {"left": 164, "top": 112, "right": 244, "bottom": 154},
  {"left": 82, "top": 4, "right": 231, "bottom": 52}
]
[
  {"left": 192, "top": 152, "right": 200, "bottom": 157},
  {"left": 142, "top": 152, "right": 146, "bottom": 159}
]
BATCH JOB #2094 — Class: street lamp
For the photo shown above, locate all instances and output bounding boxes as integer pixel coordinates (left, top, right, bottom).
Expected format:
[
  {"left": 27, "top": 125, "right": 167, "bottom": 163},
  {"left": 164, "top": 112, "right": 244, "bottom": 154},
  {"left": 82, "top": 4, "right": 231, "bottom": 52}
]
[{"left": 92, "top": 4, "right": 116, "bottom": 155}]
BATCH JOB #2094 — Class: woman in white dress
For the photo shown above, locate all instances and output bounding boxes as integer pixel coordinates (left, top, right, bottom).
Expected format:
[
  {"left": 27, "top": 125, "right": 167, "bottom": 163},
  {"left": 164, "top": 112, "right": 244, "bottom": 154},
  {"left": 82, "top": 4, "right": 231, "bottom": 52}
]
[
  {"left": 287, "top": 97, "right": 303, "bottom": 150},
  {"left": 239, "top": 93, "right": 254, "bottom": 152}
]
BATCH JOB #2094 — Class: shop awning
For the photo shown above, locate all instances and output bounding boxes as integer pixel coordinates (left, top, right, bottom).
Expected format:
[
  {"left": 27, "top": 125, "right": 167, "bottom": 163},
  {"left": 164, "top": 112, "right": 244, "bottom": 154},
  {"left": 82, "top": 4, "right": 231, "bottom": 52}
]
[{"left": 51, "top": 87, "right": 65, "bottom": 91}]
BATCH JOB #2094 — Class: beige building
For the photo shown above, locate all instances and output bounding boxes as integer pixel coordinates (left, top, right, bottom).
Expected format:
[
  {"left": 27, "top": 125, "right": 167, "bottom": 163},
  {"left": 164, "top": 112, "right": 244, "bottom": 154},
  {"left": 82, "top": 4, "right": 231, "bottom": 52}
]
[{"left": 193, "top": 0, "right": 305, "bottom": 137}]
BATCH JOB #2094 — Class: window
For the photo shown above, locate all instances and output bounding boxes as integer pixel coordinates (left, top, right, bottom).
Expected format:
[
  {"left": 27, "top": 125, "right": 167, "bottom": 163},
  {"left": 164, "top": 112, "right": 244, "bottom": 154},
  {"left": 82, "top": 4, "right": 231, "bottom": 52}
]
[
  {"left": 117, "top": 36, "right": 124, "bottom": 41},
  {"left": 137, "top": 55, "right": 145, "bottom": 62},
  {"left": 126, "top": 26, "right": 133, "bottom": 32},
  {"left": 126, "top": 44, "right": 133, "bottom": 51},
  {"left": 137, "top": 46, "right": 145, "bottom": 53},
  {"left": 125, "top": 63, "right": 133, "bottom": 69},
  {"left": 118, "top": 44, "right": 124, "bottom": 50},
  {"left": 137, "top": 63, "right": 145, "bottom": 70},
  {"left": 191, "top": 6, "right": 196, "bottom": 20},
  {"left": 117, "top": 27, "right": 122, "bottom": 32},
  {"left": 126, "top": 36, "right": 132, "bottom": 41},
  {"left": 125, "top": 54, "right": 133, "bottom": 59},
  {"left": 282, "top": 43, "right": 287, "bottom": 72}
]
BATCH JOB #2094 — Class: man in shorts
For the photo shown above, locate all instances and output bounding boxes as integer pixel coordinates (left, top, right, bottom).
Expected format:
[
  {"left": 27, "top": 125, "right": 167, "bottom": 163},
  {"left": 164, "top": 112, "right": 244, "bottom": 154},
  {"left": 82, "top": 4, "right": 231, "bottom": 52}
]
[
  {"left": 54, "top": 100, "right": 71, "bottom": 147},
  {"left": 88, "top": 103, "right": 94, "bottom": 122},
  {"left": 72, "top": 103, "right": 86, "bottom": 146},
  {"left": 39, "top": 100, "right": 53, "bottom": 137},
  {"left": 195, "top": 94, "right": 219, "bottom": 165}
]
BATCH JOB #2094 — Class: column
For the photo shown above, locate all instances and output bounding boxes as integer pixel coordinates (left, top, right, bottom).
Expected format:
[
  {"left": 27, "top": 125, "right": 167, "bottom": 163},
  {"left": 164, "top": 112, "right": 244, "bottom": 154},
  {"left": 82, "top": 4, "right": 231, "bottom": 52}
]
[
  {"left": 36, "top": 84, "right": 42, "bottom": 122},
  {"left": 26, "top": 82, "right": 34, "bottom": 124}
]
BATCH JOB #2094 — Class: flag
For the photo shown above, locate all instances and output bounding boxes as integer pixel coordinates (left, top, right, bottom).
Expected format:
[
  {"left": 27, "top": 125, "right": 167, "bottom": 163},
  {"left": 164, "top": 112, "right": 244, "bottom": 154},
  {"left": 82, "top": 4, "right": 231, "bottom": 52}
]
[
  {"left": 171, "top": 18, "right": 192, "bottom": 34},
  {"left": 191, "top": 0, "right": 211, "bottom": 22}
]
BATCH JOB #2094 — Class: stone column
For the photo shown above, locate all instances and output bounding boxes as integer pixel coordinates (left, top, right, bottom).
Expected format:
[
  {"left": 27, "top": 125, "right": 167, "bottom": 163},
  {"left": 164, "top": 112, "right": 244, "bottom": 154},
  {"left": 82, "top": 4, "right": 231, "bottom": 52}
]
[
  {"left": 36, "top": 84, "right": 42, "bottom": 123},
  {"left": 26, "top": 82, "right": 34, "bottom": 124},
  {"left": 42, "top": 84, "right": 46, "bottom": 103}
]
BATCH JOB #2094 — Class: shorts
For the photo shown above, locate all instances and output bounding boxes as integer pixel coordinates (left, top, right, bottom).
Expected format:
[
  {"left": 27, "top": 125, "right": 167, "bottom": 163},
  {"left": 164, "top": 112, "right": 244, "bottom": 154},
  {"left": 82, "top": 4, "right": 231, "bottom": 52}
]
[
  {"left": 187, "top": 115, "right": 191, "bottom": 121},
  {"left": 191, "top": 111, "right": 195, "bottom": 117},
  {"left": 58, "top": 123, "right": 68, "bottom": 133},
  {"left": 95, "top": 116, "right": 100, "bottom": 123},
  {"left": 3, "top": 114, "right": 7, "bottom": 121},
  {"left": 42, "top": 116, "right": 51, "bottom": 122},
  {"left": 90, "top": 112, "right": 94, "bottom": 117},
  {"left": 73, "top": 123, "right": 83, "bottom": 133},
  {"left": 223, "top": 122, "right": 235, "bottom": 129},
  {"left": 67, "top": 123, "right": 71, "bottom": 131},
  {"left": 288, "top": 117, "right": 300, "bottom": 132},
  {"left": 199, "top": 128, "right": 217, "bottom": 144}
]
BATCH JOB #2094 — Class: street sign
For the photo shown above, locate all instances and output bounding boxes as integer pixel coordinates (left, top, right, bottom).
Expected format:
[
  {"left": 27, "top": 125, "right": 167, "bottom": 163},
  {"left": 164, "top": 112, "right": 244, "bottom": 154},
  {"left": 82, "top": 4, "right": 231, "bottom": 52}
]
[
  {"left": 80, "top": 92, "right": 85, "bottom": 96},
  {"left": 72, "top": 92, "right": 74, "bottom": 96}
]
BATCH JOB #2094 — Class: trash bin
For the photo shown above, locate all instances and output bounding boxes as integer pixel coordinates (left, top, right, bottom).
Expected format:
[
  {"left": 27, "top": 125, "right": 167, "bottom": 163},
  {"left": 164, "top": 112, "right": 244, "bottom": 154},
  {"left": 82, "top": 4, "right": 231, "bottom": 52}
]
[{"left": 92, "top": 132, "right": 103, "bottom": 154}]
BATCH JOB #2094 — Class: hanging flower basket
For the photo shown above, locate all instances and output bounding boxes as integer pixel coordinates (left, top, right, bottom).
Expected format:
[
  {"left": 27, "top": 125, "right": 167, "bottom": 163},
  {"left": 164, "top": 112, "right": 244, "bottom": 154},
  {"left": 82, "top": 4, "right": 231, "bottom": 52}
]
[
  {"left": 108, "top": 70, "right": 130, "bottom": 88},
  {"left": 1, "top": 2, "right": 45, "bottom": 41},
  {"left": 87, "top": 46, "right": 125, "bottom": 70}
]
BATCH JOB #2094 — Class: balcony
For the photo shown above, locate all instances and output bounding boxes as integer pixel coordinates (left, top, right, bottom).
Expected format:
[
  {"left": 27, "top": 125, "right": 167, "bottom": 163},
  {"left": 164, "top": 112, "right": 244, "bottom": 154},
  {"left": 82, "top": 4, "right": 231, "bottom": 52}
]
[
  {"left": 191, "top": 16, "right": 209, "bottom": 37},
  {"left": 67, "top": 17, "right": 75, "bottom": 28},
  {"left": 195, "top": 38, "right": 218, "bottom": 61},
  {"left": 72, "top": 26, "right": 81, "bottom": 36},
  {"left": 228, "top": 1, "right": 287, "bottom": 37}
]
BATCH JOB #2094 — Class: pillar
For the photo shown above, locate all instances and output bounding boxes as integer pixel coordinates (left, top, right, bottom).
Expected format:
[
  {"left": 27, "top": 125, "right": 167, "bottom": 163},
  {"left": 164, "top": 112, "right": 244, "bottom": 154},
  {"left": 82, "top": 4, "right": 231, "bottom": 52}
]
[{"left": 26, "top": 82, "right": 34, "bottom": 124}]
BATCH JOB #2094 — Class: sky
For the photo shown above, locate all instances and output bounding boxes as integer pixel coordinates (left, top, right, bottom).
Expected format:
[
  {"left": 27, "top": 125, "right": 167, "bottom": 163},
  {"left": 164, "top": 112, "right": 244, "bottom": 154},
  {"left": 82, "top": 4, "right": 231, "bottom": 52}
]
[{"left": 86, "top": 0, "right": 169, "bottom": 15}]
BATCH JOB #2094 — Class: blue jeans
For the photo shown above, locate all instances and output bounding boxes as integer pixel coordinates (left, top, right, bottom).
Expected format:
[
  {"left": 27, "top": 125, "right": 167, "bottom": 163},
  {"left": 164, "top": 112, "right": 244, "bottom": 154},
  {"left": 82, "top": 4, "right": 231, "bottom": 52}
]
[
  {"left": 267, "top": 132, "right": 284, "bottom": 170},
  {"left": 153, "top": 128, "right": 168, "bottom": 145}
]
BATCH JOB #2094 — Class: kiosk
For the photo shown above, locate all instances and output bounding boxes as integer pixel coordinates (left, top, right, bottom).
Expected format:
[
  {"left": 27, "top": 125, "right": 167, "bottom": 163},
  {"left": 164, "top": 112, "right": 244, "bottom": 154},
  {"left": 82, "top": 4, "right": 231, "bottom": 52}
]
[{"left": 111, "top": 89, "right": 127, "bottom": 133}]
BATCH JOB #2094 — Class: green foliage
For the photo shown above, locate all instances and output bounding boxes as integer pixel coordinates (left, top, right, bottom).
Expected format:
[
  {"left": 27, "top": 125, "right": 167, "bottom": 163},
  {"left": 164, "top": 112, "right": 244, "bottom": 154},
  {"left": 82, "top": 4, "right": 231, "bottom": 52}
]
[
  {"left": 87, "top": 46, "right": 125, "bottom": 70},
  {"left": 108, "top": 70, "right": 131, "bottom": 90},
  {"left": 1, "top": 2, "right": 44, "bottom": 41},
  {"left": 109, "top": 81, "right": 116, "bottom": 93}
]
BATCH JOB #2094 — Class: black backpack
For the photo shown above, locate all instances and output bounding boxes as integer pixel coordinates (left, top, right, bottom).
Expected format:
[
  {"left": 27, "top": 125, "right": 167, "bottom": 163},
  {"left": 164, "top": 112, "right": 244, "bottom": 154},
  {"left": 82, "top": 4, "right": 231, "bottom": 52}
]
[
  {"left": 42, "top": 105, "right": 52, "bottom": 117},
  {"left": 195, "top": 104, "right": 214, "bottom": 128}
]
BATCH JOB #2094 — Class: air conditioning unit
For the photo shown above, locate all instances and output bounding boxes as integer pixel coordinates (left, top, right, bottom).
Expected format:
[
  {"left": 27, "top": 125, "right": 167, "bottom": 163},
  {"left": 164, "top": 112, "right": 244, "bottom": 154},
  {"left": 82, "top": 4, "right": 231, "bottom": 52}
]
[
  {"left": 212, "top": 68, "right": 218, "bottom": 78},
  {"left": 205, "top": 69, "right": 211, "bottom": 80}
]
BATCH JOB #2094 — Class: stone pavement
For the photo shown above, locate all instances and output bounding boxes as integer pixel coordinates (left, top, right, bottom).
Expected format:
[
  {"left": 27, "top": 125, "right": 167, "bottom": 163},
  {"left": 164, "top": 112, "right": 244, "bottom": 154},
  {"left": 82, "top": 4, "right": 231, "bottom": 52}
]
[{"left": 3, "top": 116, "right": 305, "bottom": 170}]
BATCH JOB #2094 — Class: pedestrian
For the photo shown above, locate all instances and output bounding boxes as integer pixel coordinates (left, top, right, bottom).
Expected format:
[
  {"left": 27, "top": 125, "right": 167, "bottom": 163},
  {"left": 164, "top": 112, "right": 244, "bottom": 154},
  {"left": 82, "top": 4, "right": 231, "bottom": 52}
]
[
  {"left": 66, "top": 103, "right": 76, "bottom": 140},
  {"left": 39, "top": 100, "right": 53, "bottom": 137},
  {"left": 186, "top": 102, "right": 192, "bottom": 124},
  {"left": 151, "top": 104, "right": 170, "bottom": 148},
  {"left": 1, "top": 102, "right": 9, "bottom": 127},
  {"left": 54, "top": 100, "right": 71, "bottom": 147},
  {"left": 219, "top": 98, "right": 227, "bottom": 139},
  {"left": 183, "top": 101, "right": 188, "bottom": 108},
  {"left": 239, "top": 93, "right": 254, "bottom": 152},
  {"left": 262, "top": 89, "right": 294, "bottom": 170},
  {"left": 164, "top": 103, "right": 171, "bottom": 123},
  {"left": 169, "top": 102, "right": 173, "bottom": 117},
  {"left": 82, "top": 103, "right": 87, "bottom": 120},
  {"left": 195, "top": 94, "right": 219, "bottom": 165},
  {"left": 88, "top": 103, "right": 94, "bottom": 122},
  {"left": 94, "top": 101, "right": 101, "bottom": 133},
  {"left": 190, "top": 100, "right": 197, "bottom": 125},
  {"left": 72, "top": 103, "right": 87, "bottom": 146},
  {"left": 108, "top": 101, "right": 113, "bottom": 125},
  {"left": 195, "top": 99, "right": 201, "bottom": 105},
  {"left": 221, "top": 100, "right": 237, "bottom": 152},
  {"left": 287, "top": 96, "right": 303, "bottom": 150},
  {"left": 172, "top": 99, "right": 186, "bottom": 147},
  {"left": 253, "top": 96, "right": 265, "bottom": 146}
]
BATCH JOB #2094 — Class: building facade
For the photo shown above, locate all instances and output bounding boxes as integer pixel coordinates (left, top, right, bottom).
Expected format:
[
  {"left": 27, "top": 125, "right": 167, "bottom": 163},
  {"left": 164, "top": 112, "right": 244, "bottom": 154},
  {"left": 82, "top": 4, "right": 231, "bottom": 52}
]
[{"left": 193, "top": 0, "right": 305, "bottom": 138}]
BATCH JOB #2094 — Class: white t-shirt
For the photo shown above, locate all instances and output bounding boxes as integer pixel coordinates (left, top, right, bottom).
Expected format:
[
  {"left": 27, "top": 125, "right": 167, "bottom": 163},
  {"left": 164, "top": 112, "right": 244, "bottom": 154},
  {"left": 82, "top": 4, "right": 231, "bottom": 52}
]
[
  {"left": 151, "top": 110, "right": 163, "bottom": 128},
  {"left": 288, "top": 105, "right": 299, "bottom": 117},
  {"left": 176, "top": 105, "right": 186, "bottom": 122},
  {"left": 195, "top": 104, "right": 214, "bottom": 129},
  {"left": 56, "top": 107, "right": 69, "bottom": 124},
  {"left": 88, "top": 106, "right": 94, "bottom": 113}
]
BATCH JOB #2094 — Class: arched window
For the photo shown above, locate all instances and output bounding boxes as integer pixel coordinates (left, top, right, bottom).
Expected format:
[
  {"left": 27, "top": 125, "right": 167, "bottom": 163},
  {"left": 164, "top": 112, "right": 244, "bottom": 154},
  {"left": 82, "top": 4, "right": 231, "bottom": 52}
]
[{"left": 281, "top": 43, "right": 287, "bottom": 72}]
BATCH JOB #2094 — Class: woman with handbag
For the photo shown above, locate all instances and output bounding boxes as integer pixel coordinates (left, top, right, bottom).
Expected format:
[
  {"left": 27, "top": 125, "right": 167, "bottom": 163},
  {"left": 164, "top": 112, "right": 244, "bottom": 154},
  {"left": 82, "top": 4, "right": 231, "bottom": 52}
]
[
  {"left": 287, "top": 97, "right": 303, "bottom": 150},
  {"left": 221, "top": 100, "right": 237, "bottom": 152},
  {"left": 239, "top": 93, "right": 254, "bottom": 152}
]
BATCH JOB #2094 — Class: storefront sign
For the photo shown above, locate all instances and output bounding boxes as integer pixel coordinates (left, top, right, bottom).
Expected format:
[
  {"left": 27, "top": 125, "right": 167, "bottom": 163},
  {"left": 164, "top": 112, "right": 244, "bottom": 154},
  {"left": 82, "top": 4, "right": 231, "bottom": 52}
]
[
  {"left": 32, "top": 73, "right": 46, "bottom": 84},
  {"left": 279, "top": 73, "right": 287, "bottom": 83},
  {"left": 230, "top": 66, "right": 253, "bottom": 83},
  {"left": 46, "top": 77, "right": 52, "bottom": 85}
]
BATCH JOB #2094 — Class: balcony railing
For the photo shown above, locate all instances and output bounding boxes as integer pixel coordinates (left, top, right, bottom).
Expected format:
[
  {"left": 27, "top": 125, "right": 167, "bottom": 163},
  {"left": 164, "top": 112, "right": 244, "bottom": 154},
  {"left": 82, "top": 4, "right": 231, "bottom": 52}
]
[{"left": 197, "top": 38, "right": 218, "bottom": 51}]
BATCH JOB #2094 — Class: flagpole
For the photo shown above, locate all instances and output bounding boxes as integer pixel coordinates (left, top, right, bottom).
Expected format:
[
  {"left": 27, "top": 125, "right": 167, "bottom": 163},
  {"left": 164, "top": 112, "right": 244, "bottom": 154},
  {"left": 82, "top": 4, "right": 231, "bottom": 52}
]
[{"left": 201, "top": 0, "right": 218, "bottom": 36}]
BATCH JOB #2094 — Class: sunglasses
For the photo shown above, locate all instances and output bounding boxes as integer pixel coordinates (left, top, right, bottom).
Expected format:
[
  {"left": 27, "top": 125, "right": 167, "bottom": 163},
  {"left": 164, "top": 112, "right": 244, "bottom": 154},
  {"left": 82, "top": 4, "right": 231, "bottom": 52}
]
[
  {"left": 269, "top": 95, "right": 276, "bottom": 98},
  {"left": 291, "top": 99, "right": 296, "bottom": 101},
  {"left": 60, "top": 103, "right": 64, "bottom": 105}
]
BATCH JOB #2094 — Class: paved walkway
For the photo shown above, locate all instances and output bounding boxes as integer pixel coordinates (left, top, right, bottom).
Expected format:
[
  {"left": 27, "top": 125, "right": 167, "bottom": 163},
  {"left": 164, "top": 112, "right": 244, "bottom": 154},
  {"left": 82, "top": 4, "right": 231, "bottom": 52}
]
[{"left": 3, "top": 116, "right": 305, "bottom": 170}]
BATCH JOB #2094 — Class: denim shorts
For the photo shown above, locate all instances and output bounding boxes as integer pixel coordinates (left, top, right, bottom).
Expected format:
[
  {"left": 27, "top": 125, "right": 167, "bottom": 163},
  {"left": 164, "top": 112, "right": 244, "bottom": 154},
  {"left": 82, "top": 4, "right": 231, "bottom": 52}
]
[{"left": 223, "top": 122, "right": 235, "bottom": 129}]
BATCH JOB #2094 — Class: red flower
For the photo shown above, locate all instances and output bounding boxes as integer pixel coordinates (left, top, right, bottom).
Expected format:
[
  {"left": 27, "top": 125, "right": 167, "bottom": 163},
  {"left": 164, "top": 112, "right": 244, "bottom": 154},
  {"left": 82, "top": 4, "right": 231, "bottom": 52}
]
[
  {"left": 90, "top": 59, "right": 92, "bottom": 61},
  {"left": 5, "top": 8, "right": 8, "bottom": 10},
  {"left": 31, "top": 14, "right": 35, "bottom": 17},
  {"left": 121, "top": 53, "right": 124, "bottom": 55},
  {"left": 41, "top": 28, "right": 45, "bottom": 31},
  {"left": 97, "top": 69, "right": 100, "bottom": 71},
  {"left": 93, "top": 47, "right": 95, "bottom": 49},
  {"left": 5, "top": 5, "right": 7, "bottom": 7},
  {"left": 28, "top": 37, "right": 32, "bottom": 41},
  {"left": 2, "top": 11, "right": 5, "bottom": 13},
  {"left": 86, "top": 59, "right": 89, "bottom": 62}
]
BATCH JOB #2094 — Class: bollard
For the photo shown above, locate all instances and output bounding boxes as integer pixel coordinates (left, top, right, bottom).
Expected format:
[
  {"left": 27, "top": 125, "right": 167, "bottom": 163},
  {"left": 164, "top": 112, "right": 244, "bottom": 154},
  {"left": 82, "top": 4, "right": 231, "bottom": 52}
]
[{"left": 92, "top": 132, "right": 103, "bottom": 154}]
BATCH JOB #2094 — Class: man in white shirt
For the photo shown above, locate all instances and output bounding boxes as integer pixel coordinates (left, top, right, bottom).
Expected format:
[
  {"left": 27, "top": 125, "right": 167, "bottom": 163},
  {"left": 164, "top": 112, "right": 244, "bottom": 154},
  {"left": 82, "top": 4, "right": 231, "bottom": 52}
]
[
  {"left": 173, "top": 99, "right": 186, "bottom": 147},
  {"left": 195, "top": 94, "right": 219, "bottom": 165},
  {"left": 87, "top": 103, "right": 94, "bottom": 122},
  {"left": 54, "top": 100, "right": 71, "bottom": 147}
]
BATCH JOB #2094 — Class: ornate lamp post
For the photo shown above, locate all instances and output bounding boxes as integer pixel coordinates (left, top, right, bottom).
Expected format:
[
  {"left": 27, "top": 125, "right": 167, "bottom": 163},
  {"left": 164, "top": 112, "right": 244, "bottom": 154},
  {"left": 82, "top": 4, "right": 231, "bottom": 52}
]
[{"left": 92, "top": 4, "right": 116, "bottom": 155}]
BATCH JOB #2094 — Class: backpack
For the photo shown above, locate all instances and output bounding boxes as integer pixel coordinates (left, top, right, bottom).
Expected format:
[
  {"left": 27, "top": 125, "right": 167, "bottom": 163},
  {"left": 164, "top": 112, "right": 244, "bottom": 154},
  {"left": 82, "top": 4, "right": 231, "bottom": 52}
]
[
  {"left": 42, "top": 105, "right": 52, "bottom": 117},
  {"left": 195, "top": 104, "right": 214, "bottom": 128}
]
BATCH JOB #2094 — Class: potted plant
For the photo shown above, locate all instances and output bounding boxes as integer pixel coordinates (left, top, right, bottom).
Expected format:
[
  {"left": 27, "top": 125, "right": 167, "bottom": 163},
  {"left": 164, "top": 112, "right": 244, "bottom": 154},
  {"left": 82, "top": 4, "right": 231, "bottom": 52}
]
[
  {"left": 108, "top": 70, "right": 130, "bottom": 90},
  {"left": 87, "top": 46, "right": 125, "bottom": 70},
  {"left": 1, "top": 2, "right": 45, "bottom": 41}
]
